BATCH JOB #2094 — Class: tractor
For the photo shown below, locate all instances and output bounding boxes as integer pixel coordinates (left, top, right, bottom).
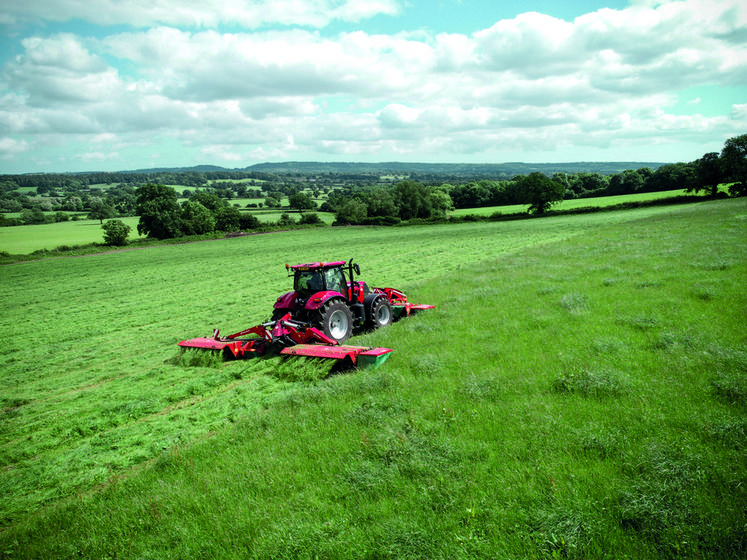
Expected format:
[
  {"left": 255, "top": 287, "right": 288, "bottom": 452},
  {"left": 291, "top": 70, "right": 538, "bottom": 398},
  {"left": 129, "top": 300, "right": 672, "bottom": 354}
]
[
  {"left": 178, "top": 259, "right": 433, "bottom": 368},
  {"left": 272, "top": 259, "right": 407, "bottom": 343}
]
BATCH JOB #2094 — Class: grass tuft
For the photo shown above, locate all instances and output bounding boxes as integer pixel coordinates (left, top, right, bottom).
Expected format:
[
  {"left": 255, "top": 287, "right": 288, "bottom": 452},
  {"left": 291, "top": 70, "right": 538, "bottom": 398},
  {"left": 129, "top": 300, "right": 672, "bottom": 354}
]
[
  {"left": 711, "top": 372, "right": 747, "bottom": 408},
  {"left": 559, "top": 292, "right": 590, "bottom": 314},
  {"left": 552, "top": 366, "right": 630, "bottom": 398},
  {"left": 458, "top": 374, "right": 504, "bottom": 402}
]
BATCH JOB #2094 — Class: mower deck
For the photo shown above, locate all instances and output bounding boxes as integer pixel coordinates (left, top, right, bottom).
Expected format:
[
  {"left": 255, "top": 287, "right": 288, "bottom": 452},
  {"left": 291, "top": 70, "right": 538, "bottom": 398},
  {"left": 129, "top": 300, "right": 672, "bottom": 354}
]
[{"left": 280, "top": 344, "right": 392, "bottom": 369}]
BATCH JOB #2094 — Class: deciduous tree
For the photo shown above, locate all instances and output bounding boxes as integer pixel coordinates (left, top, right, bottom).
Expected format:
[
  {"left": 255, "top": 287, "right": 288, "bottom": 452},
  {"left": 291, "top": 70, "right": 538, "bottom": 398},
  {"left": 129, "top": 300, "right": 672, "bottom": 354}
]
[
  {"left": 181, "top": 201, "right": 215, "bottom": 235},
  {"left": 289, "top": 192, "right": 317, "bottom": 212},
  {"left": 214, "top": 206, "right": 241, "bottom": 232},
  {"left": 721, "top": 134, "right": 747, "bottom": 196},
  {"left": 688, "top": 152, "right": 724, "bottom": 197},
  {"left": 519, "top": 172, "right": 565, "bottom": 215},
  {"left": 135, "top": 183, "right": 184, "bottom": 239},
  {"left": 101, "top": 219, "right": 131, "bottom": 246}
]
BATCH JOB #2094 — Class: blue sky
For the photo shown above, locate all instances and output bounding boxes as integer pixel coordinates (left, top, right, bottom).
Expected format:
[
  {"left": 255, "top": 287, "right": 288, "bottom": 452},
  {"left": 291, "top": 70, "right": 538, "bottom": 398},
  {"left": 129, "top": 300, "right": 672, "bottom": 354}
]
[{"left": 0, "top": 0, "right": 745, "bottom": 173}]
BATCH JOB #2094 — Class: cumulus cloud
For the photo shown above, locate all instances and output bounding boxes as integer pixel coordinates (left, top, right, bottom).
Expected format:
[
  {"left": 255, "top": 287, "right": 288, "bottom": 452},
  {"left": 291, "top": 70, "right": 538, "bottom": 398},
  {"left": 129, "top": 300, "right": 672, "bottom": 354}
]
[
  {"left": 0, "top": 0, "right": 745, "bottom": 169},
  {"left": 0, "top": 137, "right": 29, "bottom": 157}
]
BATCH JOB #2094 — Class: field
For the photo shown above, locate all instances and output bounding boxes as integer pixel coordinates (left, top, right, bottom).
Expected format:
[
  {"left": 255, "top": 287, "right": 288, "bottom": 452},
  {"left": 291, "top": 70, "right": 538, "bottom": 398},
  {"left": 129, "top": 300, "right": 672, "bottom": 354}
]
[
  {"left": 0, "top": 198, "right": 745, "bottom": 558},
  {"left": 0, "top": 189, "right": 693, "bottom": 255},
  {"left": 449, "top": 188, "right": 692, "bottom": 217}
]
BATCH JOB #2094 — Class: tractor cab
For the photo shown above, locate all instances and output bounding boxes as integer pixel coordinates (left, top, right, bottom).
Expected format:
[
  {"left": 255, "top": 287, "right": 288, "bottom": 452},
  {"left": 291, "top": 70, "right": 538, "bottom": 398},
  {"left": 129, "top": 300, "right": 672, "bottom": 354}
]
[
  {"left": 274, "top": 259, "right": 398, "bottom": 343},
  {"left": 293, "top": 262, "right": 347, "bottom": 298},
  {"left": 287, "top": 260, "right": 369, "bottom": 303}
]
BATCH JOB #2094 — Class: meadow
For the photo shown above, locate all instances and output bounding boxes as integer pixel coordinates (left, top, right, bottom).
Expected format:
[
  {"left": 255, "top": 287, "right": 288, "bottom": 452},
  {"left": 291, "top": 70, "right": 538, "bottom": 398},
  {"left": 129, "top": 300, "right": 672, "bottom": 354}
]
[
  {"left": 0, "top": 189, "right": 690, "bottom": 255},
  {"left": 0, "top": 198, "right": 745, "bottom": 558}
]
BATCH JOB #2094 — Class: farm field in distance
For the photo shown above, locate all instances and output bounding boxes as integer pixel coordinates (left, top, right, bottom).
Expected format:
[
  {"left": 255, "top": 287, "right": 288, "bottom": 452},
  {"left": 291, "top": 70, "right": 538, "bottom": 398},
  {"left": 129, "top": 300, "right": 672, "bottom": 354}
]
[
  {"left": 0, "top": 189, "right": 690, "bottom": 255},
  {"left": 0, "top": 198, "right": 745, "bottom": 558}
]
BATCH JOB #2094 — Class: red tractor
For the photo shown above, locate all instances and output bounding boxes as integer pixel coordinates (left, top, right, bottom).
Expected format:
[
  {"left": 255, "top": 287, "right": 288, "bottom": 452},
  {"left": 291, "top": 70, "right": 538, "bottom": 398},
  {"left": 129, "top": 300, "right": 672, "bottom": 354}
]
[
  {"left": 179, "top": 259, "right": 433, "bottom": 368},
  {"left": 272, "top": 259, "right": 430, "bottom": 343}
]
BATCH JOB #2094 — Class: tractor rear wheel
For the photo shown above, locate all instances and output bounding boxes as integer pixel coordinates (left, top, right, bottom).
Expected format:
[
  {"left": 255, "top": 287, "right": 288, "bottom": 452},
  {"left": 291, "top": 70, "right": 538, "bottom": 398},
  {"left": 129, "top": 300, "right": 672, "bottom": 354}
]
[
  {"left": 368, "top": 297, "right": 393, "bottom": 329},
  {"left": 318, "top": 300, "right": 353, "bottom": 343}
]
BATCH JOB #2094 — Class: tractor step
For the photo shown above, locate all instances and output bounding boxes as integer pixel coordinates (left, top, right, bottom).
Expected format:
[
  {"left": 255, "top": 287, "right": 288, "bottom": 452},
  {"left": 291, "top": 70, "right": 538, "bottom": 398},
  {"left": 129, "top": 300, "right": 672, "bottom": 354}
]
[{"left": 280, "top": 344, "right": 392, "bottom": 369}]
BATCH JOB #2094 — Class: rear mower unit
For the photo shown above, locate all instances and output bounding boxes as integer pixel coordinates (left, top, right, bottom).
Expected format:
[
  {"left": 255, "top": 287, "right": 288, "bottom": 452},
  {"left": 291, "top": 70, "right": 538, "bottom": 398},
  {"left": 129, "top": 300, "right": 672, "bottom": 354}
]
[{"left": 178, "top": 259, "right": 434, "bottom": 370}]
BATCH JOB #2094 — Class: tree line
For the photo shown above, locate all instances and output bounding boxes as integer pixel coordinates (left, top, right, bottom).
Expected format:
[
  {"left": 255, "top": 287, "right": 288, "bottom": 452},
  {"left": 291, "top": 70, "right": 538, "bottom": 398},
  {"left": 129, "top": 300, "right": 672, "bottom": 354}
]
[
  {"left": 323, "top": 134, "right": 746, "bottom": 224},
  {"left": 1, "top": 134, "right": 744, "bottom": 241}
]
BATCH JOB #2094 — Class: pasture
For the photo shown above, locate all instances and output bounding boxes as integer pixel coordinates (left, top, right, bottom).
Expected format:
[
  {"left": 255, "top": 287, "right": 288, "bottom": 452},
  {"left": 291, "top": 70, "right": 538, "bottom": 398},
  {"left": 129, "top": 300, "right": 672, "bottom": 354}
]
[
  {"left": 0, "top": 189, "right": 693, "bottom": 255},
  {"left": 0, "top": 198, "right": 745, "bottom": 558}
]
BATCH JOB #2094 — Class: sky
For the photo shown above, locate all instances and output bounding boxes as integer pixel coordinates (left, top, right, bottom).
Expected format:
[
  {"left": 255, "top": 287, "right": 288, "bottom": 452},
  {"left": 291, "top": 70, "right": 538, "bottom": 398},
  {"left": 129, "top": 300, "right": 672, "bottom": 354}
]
[{"left": 0, "top": 0, "right": 745, "bottom": 174}]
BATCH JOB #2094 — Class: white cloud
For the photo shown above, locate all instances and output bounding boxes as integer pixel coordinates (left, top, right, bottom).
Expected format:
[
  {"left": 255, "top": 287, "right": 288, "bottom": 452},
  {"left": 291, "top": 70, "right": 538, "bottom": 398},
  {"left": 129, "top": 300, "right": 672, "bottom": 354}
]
[
  {"left": 1, "top": 0, "right": 745, "bottom": 171},
  {"left": 730, "top": 103, "right": 747, "bottom": 120},
  {"left": 1, "top": 0, "right": 401, "bottom": 28},
  {"left": 78, "top": 151, "right": 120, "bottom": 162},
  {"left": 199, "top": 145, "right": 244, "bottom": 162},
  {"left": 0, "top": 137, "right": 29, "bottom": 158}
]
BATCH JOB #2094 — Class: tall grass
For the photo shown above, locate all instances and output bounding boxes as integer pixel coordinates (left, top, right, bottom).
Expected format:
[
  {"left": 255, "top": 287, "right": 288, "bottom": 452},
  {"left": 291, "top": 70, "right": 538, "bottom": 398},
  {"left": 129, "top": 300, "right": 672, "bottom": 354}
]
[{"left": 0, "top": 198, "right": 744, "bottom": 558}]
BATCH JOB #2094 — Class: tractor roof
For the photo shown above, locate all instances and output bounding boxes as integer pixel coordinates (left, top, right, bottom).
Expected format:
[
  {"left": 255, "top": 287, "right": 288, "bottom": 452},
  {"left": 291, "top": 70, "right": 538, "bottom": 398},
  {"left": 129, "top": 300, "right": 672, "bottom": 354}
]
[{"left": 288, "top": 261, "right": 346, "bottom": 271}]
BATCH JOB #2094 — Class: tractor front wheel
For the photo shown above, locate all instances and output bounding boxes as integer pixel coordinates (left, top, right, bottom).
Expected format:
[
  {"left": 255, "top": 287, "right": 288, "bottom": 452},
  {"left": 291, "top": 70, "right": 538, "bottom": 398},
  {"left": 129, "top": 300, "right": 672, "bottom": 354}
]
[
  {"left": 318, "top": 300, "right": 353, "bottom": 343},
  {"left": 272, "top": 309, "right": 292, "bottom": 321}
]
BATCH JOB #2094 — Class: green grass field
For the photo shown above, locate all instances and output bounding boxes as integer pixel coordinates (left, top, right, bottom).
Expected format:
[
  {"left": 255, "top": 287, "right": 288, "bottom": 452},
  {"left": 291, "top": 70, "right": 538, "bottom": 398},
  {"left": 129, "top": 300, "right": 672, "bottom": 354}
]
[
  {"left": 0, "top": 189, "right": 696, "bottom": 255},
  {"left": 449, "top": 188, "right": 693, "bottom": 217},
  {"left": 0, "top": 198, "right": 745, "bottom": 558},
  {"left": 0, "top": 217, "right": 143, "bottom": 254}
]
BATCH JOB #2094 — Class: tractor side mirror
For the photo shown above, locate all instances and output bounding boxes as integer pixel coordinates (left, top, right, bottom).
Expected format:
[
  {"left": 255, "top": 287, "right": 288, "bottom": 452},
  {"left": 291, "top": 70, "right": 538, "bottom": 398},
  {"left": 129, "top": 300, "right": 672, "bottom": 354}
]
[{"left": 354, "top": 264, "right": 360, "bottom": 275}]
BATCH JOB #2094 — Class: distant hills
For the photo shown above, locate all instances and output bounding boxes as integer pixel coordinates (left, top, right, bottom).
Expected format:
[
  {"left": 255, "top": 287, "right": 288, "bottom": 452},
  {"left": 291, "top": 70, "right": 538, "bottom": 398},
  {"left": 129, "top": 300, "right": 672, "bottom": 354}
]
[
  {"left": 121, "top": 161, "right": 667, "bottom": 178},
  {"left": 243, "top": 161, "right": 666, "bottom": 175}
]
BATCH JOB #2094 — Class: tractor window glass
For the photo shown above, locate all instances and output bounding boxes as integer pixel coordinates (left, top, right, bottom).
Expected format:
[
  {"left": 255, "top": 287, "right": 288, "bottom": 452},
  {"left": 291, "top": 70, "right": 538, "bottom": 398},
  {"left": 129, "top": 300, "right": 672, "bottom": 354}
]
[
  {"left": 297, "top": 269, "right": 324, "bottom": 294},
  {"left": 325, "top": 268, "right": 344, "bottom": 294}
]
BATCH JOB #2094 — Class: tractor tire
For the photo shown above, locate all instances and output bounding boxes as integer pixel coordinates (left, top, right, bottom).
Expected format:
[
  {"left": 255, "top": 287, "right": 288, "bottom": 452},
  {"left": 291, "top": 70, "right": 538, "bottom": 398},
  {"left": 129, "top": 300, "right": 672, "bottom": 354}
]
[
  {"left": 272, "top": 309, "right": 292, "bottom": 321},
  {"left": 367, "top": 297, "right": 393, "bottom": 329},
  {"left": 318, "top": 300, "right": 353, "bottom": 343}
]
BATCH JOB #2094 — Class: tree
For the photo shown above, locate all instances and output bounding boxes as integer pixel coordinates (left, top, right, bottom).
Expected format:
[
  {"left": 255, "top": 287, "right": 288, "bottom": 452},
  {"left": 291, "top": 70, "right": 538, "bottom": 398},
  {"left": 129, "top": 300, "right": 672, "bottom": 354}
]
[
  {"left": 190, "top": 191, "right": 225, "bottom": 212},
  {"left": 102, "top": 219, "right": 131, "bottom": 246},
  {"left": 721, "top": 134, "right": 747, "bottom": 196},
  {"left": 239, "top": 213, "right": 262, "bottom": 230},
  {"left": 519, "top": 172, "right": 565, "bottom": 215},
  {"left": 642, "top": 162, "right": 696, "bottom": 193},
  {"left": 365, "top": 189, "right": 397, "bottom": 218},
  {"left": 278, "top": 212, "right": 296, "bottom": 226},
  {"left": 109, "top": 193, "right": 136, "bottom": 216},
  {"left": 336, "top": 199, "right": 367, "bottom": 224},
  {"left": 449, "top": 181, "right": 491, "bottom": 209},
  {"left": 575, "top": 173, "right": 609, "bottom": 197},
  {"left": 289, "top": 192, "right": 317, "bottom": 212},
  {"left": 88, "top": 198, "right": 117, "bottom": 224},
  {"left": 394, "top": 180, "right": 432, "bottom": 220},
  {"left": 688, "top": 152, "right": 724, "bottom": 197},
  {"left": 214, "top": 206, "right": 241, "bottom": 232},
  {"left": 62, "top": 196, "right": 83, "bottom": 212},
  {"left": 264, "top": 196, "right": 281, "bottom": 208},
  {"left": 21, "top": 207, "right": 47, "bottom": 225},
  {"left": 298, "top": 212, "right": 322, "bottom": 225},
  {"left": 608, "top": 169, "right": 644, "bottom": 195},
  {"left": 135, "top": 183, "right": 184, "bottom": 239},
  {"left": 427, "top": 189, "right": 453, "bottom": 217},
  {"left": 181, "top": 201, "right": 215, "bottom": 235}
]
